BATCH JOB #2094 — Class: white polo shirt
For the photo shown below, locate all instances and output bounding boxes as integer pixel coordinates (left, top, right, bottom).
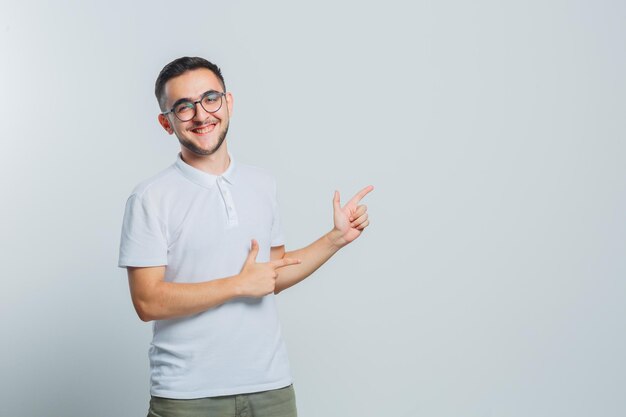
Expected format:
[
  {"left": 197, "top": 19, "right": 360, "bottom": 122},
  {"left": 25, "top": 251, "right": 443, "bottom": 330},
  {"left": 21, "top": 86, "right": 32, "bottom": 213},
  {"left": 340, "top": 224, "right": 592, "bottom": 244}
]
[{"left": 118, "top": 153, "right": 292, "bottom": 399}]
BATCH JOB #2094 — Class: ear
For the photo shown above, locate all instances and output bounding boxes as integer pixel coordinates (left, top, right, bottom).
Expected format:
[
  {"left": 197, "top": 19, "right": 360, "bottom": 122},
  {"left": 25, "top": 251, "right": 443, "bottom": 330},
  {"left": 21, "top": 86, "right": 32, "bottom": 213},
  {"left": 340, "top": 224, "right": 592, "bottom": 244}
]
[
  {"left": 158, "top": 113, "right": 174, "bottom": 134},
  {"left": 225, "top": 92, "right": 234, "bottom": 117}
]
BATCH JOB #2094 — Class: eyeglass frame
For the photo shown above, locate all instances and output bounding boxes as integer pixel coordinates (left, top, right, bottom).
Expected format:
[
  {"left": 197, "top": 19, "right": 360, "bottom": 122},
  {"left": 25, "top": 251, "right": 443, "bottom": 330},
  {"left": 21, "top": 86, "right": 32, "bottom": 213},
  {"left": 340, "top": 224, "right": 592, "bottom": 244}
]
[{"left": 161, "top": 90, "right": 227, "bottom": 122}]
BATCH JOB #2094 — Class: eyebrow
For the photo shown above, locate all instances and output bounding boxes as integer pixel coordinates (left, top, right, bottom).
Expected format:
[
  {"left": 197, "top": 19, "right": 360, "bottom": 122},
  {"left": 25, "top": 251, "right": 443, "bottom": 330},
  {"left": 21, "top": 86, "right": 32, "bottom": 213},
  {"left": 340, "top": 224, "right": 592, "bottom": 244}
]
[{"left": 170, "top": 90, "right": 222, "bottom": 109}]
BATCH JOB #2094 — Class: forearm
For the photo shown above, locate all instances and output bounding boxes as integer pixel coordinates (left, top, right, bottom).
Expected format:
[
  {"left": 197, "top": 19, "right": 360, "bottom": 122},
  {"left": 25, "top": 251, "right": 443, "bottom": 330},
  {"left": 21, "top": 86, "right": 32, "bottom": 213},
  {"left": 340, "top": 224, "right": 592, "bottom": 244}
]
[
  {"left": 133, "top": 275, "right": 241, "bottom": 322},
  {"left": 274, "top": 229, "right": 343, "bottom": 294}
]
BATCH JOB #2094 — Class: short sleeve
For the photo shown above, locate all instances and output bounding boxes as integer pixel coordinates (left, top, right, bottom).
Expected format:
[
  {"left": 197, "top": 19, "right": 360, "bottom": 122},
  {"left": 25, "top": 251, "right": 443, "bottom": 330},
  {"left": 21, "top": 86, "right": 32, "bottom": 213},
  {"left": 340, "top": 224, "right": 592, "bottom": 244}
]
[
  {"left": 118, "top": 193, "right": 168, "bottom": 268},
  {"left": 270, "top": 178, "right": 285, "bottom": 247}
]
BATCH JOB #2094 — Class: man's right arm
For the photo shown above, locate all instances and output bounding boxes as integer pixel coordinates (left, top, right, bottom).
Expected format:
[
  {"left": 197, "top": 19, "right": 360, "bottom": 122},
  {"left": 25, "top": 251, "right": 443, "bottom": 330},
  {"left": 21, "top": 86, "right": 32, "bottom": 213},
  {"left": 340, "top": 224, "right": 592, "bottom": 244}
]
[{"left": 127, "top": 239, "right": 300, "bottom": 322}]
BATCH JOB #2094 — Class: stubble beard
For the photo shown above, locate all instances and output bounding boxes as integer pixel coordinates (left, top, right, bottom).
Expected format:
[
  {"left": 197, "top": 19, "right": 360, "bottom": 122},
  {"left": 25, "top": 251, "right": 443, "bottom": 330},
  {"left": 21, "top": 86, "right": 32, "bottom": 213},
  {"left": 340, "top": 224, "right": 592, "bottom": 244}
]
[{"left": 178, "top": 122, "right": 229, "bottom": 156}]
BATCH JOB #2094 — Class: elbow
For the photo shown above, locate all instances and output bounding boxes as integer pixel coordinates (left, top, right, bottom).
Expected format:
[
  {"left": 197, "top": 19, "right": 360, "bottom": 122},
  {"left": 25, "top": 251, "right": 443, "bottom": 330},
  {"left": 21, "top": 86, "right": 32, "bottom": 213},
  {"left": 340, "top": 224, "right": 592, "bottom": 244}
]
[
  {"left": 133, "top": 299, "right": 157, "bottom": 322},
  {"left": 130, "top": 284, "right": 165, "bottom": 322},
  {"left": 137, "top": 311, "right": 154, "bottom": 323}
]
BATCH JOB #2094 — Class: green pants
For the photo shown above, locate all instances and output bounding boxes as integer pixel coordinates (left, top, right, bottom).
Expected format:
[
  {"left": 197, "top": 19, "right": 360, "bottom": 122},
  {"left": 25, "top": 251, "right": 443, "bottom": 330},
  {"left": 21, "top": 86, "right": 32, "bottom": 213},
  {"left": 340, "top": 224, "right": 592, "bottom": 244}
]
[{"left": 148, "top": 384, "right": 297, "bottom": 417}]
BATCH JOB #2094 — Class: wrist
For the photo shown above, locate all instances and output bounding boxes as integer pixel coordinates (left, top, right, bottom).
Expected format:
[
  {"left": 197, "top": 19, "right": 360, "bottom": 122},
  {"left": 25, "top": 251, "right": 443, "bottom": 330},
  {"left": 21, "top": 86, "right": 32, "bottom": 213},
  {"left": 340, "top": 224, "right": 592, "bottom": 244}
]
[
  {"left": 326, "top": 228, "right": 347, "bottom": 250},
  {"left": 229, "top": 274, "right": 245, "bottom": 297}
]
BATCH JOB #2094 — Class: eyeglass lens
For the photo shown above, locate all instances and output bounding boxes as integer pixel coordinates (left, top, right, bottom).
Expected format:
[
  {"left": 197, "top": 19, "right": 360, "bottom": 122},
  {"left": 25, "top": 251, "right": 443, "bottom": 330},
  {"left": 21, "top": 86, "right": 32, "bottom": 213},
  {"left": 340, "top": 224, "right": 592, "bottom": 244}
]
[{"left": 174, "top": 92, "right": 223, "bottom": 121}]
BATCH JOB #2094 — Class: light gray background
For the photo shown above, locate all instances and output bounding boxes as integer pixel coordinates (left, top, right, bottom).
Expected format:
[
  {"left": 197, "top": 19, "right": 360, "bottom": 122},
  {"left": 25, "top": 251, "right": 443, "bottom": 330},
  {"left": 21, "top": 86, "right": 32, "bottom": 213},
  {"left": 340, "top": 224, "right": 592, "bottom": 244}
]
[{"left": 1, "top": 1, "right": 624, "bottom": 416}]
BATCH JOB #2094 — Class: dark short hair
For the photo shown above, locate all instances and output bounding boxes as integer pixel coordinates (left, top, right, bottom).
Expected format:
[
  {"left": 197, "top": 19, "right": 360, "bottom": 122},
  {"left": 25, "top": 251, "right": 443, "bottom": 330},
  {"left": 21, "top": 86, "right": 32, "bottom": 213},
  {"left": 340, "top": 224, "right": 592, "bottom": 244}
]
[{"left": 155, "top": 56, "right": 226, "bottom": 111}]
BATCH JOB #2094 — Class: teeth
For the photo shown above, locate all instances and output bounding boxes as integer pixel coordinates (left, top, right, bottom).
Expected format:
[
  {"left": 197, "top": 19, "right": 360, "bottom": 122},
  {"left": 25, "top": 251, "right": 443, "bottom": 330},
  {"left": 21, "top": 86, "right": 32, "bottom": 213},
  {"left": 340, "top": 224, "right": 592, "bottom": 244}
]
[{"left": 192, "top": 124, "right": 215, "bottom": 134}]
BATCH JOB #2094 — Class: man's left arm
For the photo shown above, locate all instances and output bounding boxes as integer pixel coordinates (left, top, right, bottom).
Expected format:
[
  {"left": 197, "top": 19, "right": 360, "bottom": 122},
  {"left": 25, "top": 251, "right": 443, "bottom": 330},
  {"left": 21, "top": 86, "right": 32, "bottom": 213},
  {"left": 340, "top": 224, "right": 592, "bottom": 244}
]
[{"left": 271, "top": 185, "right": 373, "bottom": 294}]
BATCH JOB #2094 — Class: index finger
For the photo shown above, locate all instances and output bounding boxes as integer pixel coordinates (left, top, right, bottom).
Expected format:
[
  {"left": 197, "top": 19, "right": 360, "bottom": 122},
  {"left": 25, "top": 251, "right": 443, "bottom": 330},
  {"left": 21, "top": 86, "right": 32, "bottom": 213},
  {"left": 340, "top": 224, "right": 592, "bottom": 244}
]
[
  {"left": 270, "top": 258, "right": 302, "bottom": 269},
  {"left": 348, "top": 185, "right": 374, "bottom": 206}
]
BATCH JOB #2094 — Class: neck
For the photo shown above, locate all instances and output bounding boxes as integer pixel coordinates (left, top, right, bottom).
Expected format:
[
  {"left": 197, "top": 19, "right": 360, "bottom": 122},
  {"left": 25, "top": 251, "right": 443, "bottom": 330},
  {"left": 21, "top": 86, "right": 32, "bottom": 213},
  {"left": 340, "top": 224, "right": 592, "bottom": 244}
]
[{"left": 180, "top": 144, "right": 231, "bottom": 175}]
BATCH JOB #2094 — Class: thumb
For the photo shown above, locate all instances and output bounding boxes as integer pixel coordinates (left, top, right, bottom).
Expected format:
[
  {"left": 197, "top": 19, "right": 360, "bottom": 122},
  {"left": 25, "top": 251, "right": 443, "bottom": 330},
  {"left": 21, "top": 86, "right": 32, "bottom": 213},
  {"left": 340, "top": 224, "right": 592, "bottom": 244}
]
[
  {"left": 246, "top": 239, "right": 259, "bottom": 264},
  {"left": 333, "top": 190, "right": 341, "bottom": 211}
]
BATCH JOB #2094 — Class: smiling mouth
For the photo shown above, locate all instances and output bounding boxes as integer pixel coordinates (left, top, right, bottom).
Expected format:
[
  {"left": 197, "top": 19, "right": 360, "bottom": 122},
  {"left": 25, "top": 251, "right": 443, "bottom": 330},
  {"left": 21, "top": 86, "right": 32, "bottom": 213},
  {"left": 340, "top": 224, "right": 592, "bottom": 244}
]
[{"left": 191, "top": 122, "right": 217, "bottom": 134}]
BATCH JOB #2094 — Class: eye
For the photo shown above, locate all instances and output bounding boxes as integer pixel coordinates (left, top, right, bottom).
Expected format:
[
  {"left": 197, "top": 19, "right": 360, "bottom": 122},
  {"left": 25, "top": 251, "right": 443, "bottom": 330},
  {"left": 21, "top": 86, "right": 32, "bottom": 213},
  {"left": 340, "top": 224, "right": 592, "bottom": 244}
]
[
  {"left": 202, "top": 93, "right": 220, "bottom": 104},
  {"left": 175, "top": 102, "right": 194, "bottom": 114}
]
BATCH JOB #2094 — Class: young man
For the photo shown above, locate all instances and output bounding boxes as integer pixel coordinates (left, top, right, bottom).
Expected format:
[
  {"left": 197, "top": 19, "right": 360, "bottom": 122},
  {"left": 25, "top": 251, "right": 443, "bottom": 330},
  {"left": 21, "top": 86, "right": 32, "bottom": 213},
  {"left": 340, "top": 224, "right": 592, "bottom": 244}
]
[{"left": 118, "top": 57, "right": 373, "bottom": 417}]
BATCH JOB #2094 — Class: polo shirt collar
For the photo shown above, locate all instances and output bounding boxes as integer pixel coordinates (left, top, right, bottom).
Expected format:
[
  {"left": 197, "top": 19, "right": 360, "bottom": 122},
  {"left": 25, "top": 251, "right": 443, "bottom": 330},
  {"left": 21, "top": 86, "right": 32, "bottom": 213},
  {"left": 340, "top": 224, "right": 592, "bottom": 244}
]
[{"left": 175, "top": 152, "right": 237, "bottom": 189}]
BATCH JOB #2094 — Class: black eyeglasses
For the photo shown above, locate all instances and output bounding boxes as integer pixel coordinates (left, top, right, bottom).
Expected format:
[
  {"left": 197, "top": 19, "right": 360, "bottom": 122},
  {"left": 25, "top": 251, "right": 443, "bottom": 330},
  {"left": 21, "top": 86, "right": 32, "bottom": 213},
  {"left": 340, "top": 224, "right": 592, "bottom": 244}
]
[{"left": 162, "top": 91, "right": 226, "bottom": 122}]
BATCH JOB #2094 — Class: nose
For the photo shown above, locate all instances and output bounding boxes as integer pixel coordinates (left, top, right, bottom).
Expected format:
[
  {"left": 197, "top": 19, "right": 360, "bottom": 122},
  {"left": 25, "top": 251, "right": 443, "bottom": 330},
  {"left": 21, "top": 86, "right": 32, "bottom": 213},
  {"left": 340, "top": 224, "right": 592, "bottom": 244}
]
[{"left": 192, "top": 100, "right": 211, "bottom": 122}]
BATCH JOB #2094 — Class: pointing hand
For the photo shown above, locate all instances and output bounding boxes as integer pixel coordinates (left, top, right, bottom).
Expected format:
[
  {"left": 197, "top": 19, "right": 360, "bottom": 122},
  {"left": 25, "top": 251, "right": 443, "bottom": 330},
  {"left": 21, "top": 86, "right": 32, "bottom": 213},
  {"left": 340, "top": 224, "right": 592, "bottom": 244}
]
[
  {"left": 236, "top": 239, "right": 301, "bottom": 297},
  {"left": 331, "top": 185, "right": 374, "bottom": 247}
]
